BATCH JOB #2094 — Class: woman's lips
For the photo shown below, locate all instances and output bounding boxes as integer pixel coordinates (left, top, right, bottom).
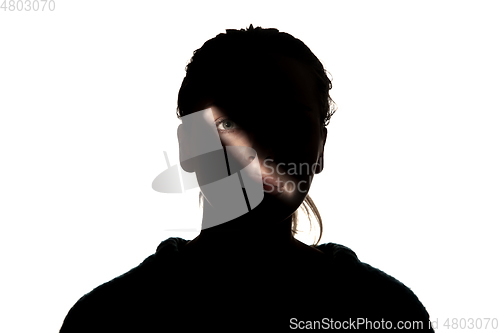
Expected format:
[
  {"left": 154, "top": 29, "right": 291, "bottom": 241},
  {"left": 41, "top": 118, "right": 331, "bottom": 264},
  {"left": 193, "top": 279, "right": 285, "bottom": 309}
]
[{"left": 261, "top": 176, "right": 284, "bottom": 194}]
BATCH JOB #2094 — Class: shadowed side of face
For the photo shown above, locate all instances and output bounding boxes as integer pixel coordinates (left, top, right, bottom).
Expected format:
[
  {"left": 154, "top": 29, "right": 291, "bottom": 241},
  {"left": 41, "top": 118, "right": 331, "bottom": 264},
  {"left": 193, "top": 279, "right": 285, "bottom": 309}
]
[{"left": 177, "top": 54, "right": 327, "bottom": 226}]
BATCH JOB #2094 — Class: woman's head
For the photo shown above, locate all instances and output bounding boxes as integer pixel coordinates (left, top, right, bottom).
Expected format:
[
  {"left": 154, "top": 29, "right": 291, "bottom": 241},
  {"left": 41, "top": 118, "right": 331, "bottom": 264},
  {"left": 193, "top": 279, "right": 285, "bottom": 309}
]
[
  {"left": 177, "top": 25, "right": 335, "bottom": 127},
  {"left": 176, "top": 25, "right": 336, "bottom": 244}
]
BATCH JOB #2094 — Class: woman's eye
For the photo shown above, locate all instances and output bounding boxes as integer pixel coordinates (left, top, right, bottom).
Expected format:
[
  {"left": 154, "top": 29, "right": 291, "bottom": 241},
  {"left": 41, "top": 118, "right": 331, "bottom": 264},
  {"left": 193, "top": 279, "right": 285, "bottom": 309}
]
[{"left": 215, "top": 118, "right": 239, "bottom": 132}]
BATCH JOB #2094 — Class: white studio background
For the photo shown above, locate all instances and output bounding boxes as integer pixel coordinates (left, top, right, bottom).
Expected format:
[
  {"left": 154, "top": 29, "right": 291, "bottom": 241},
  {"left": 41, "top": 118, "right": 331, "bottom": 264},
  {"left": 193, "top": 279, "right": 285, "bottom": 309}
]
[{"left": 1, "top": 1, "right": 499, "bottom": 332}]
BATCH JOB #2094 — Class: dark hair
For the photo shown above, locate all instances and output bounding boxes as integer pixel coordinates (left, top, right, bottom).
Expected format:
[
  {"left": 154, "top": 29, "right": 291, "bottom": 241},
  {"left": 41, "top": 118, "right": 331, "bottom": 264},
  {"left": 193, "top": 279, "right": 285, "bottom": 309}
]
[{"left": 177, "top": 25, "right": 337, "bottom": 245}]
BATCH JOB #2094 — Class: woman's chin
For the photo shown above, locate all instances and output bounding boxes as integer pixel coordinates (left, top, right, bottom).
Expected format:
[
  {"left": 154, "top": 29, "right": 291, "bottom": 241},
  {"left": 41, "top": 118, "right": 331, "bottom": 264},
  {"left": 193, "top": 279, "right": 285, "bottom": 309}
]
[{"left": 257, "top": 190, "right": 304, "bottom": 217}]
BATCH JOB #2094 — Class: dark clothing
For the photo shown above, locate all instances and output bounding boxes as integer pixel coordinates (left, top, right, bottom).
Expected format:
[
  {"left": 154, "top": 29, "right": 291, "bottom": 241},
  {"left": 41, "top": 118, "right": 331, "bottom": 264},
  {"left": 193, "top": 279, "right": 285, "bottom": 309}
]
[{"left": 60, "top": 237, "right": 433, "bottom": 332}]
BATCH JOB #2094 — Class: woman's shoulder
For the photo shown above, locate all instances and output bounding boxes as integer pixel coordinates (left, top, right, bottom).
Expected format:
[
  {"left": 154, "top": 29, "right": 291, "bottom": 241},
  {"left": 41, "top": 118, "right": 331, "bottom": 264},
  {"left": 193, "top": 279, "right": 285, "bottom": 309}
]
[
  {"left": 314, "top": 241, "right": 360, "bottom": 264},
  {"left": 313, "top": 241, "right": 431, "bottom": 325},
  {"left": 60, "top": 238, "right": 189, "bottom": 332}
]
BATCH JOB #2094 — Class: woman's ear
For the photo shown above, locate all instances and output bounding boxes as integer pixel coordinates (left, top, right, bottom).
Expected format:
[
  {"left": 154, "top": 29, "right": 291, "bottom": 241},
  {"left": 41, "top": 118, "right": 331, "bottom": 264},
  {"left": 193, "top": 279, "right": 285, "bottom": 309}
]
[
  {"left": 314, "top": 127, "right": 328, "bottom": 174},
  {"left": 314, "top": 155, "right": 324, "bottom": 174},
  {"left": 177, "top": 124, "right": 195, "bottom": 173},
  {"left": 322, "top": 127, "right": 328, "bottom": 148}
]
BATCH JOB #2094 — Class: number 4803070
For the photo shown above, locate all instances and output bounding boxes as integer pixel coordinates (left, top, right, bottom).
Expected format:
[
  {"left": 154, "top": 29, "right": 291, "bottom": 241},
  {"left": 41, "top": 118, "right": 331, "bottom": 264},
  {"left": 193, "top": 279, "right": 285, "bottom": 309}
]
[
  {"left": 443, "top": 318, "right": 498, "bottom": 330},
  {"left": 1, "top": 0, "right": 56, "bottom": 11}
]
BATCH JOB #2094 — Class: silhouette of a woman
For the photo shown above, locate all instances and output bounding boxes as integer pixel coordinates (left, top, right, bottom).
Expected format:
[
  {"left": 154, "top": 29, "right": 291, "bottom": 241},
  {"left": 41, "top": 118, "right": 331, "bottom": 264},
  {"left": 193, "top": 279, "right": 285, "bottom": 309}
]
[{"left": 60, "top": 25, "right": 433, "bottom": 332}]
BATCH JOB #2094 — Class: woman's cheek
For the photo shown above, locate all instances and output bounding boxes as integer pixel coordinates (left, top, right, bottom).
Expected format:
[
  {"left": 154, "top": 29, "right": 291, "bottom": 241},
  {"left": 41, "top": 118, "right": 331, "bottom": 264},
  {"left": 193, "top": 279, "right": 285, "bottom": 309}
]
[{"left": 219, "top": 131, "right": 249, "bottom": 146}]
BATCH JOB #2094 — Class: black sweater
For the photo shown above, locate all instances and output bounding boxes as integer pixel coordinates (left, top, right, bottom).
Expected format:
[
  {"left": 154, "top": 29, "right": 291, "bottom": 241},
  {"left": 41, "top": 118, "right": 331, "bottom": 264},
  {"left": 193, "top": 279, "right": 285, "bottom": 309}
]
[{"left": 60, "top": 237, "right": 433, "bottom": 332}]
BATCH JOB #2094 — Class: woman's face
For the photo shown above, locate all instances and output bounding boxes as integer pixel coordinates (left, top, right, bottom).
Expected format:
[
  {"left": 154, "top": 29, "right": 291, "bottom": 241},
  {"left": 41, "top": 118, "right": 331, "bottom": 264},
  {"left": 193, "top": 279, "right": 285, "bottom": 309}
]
[{"left": 184, "top": 56, "right": 327, "bottom": 223}]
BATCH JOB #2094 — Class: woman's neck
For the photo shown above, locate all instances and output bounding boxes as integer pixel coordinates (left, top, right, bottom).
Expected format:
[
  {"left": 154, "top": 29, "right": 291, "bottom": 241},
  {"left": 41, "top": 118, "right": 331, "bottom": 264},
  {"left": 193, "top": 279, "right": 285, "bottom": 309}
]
[{"left": 185, "top": 205, "right": 297, "bottom": 258}]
